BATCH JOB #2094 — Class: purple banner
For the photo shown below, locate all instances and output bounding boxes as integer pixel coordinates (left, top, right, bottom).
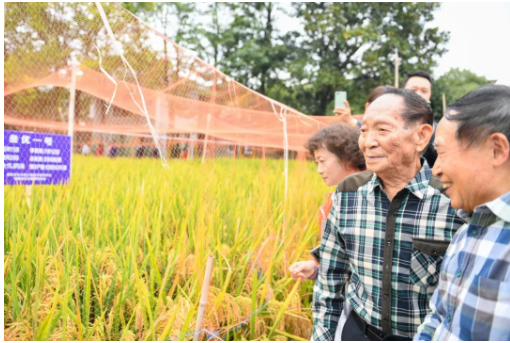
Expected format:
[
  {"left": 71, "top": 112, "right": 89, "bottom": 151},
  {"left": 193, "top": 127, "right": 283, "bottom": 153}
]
[{"left": 4, "top": 130, "right": 71, "bottom": 185}]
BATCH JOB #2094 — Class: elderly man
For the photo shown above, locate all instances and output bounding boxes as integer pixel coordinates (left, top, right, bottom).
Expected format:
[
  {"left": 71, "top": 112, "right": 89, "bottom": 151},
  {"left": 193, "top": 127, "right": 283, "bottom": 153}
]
[
  {"left": 312, "top": 88, "right": 464, "bottom": 341},
  {"left": 414, "top": 85, "right": 510, "bottom": 341}
]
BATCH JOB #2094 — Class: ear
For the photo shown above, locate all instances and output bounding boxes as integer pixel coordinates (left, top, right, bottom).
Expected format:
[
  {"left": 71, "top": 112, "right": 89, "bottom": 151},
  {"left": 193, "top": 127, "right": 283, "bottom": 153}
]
[
  {"left": 415, "top": 124, "right": 434, "bottom": 152},
  {"left": 344, "top": 163, "right": 356, "bottom": 172},
  {"left": 489, "top": 133, "right": 510, "bottom": 167},
  {"left": 365, "top": 102, "right": 370, "bottom": 111}
]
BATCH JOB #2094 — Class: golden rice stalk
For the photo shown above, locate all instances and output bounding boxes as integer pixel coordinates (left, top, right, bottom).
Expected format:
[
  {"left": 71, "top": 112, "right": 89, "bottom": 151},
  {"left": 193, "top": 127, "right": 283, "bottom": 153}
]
[
  {"left": 267, "top": 279, "right": 302, "bottom": 339},
  {"left": 4, "top": 320, "right": 34, "bottom": 341},
  {"left": 121, "top": 330, "right": 136, "bottom": 341},
  {"left": 4, "top": 156, "right": 325, "bottom": 341},
  {"left": 135, "top": 305, "right": 143, "bottom": 340}
]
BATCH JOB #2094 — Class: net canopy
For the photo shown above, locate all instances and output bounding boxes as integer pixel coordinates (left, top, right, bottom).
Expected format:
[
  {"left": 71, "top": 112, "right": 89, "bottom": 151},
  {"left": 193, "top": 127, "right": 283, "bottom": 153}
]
[{"left": 4, "top": 2, "right": 341, "bottom": 158}]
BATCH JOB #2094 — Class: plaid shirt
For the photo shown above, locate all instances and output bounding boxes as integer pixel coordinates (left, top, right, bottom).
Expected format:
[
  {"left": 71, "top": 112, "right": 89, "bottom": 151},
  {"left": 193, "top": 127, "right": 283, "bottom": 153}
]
[
  {"left": 312, "top": 161, "right": 464, "bottom": 340},
  {"left": 415, "top": 190, "right": 510, "bottom": 341}
]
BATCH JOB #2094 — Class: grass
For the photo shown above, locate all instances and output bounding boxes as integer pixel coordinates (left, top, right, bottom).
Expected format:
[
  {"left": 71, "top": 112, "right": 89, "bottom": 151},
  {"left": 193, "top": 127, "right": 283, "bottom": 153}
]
[{"left": 4, "top": 155, "right": 330, "bottom": 341}]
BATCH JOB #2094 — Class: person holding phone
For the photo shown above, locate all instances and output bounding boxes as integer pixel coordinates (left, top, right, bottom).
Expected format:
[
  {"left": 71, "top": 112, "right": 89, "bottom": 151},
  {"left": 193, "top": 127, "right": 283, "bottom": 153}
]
[
  {"left": 333, "top": 86, "right": 394, "bottom": 128},
  {"left": 333, "top": 91, "right": 359, "bottom": 127}
]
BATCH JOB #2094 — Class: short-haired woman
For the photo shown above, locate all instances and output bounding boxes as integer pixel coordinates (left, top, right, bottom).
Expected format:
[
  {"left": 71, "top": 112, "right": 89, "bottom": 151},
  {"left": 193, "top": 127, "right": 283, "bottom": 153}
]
[{"left": 289, "top": 123, "right": 366, "bottom": 340}]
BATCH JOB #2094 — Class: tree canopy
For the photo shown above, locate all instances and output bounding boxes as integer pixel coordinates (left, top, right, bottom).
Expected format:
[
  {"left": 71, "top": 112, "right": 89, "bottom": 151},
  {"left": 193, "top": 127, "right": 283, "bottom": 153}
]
[
  {"left": 430, "top": 68, "right": 489, "bottom": 120},
  {"left": 6, "top": 2, "right": 456, "bottom": 117},
  {"left": 127, "top": 2, "right": 450, "bottom": 115}
]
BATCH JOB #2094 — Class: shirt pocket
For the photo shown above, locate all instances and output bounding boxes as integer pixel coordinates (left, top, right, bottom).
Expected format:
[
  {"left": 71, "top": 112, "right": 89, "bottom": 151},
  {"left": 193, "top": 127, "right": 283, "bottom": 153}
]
[
  {"left": 409, "top": 238, "right": 450, "bottom": 288},
  {"left": 464, "top": 276, "right": 510, "bottom": 340}
]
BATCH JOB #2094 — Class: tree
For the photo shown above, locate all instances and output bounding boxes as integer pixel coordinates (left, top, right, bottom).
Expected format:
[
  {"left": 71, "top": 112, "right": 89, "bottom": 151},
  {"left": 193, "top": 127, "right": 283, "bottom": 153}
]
[
  {"left": 119, "top": 3, "right": 449, "bottom": 117},
  {"left": 430, "top": 68, "right": 489, "bottom": 121},
  {"left": 122, "top": 2, "right": 203, "bottom": 88},
  {"left": 5, "top": 3, "right": 100, "bottom": 123},
  {"left": 200, "top": 3, "right": 293, "bottom": 96},
  {"left": 279, "top": 2, "right": 449, "bottom": 115},
  {"left": 5, "top": 2, "right": 162, "bottom": 128}
]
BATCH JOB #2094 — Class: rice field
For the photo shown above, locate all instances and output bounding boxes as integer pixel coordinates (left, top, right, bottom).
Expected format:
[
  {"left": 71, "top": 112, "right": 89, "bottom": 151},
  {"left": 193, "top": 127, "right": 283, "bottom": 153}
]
[{"left": 4, "top": 155, "right": 330, "bottom": 341}]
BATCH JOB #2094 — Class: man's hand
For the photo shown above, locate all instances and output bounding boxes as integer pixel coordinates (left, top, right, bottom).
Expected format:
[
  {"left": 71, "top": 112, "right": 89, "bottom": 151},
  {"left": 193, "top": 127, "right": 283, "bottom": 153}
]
[
  {"left": 333, "top": 100, "right": 357, "bottom": 126},
  {"left": 289, "top": 260, "right": 317, "bottom": 280}
]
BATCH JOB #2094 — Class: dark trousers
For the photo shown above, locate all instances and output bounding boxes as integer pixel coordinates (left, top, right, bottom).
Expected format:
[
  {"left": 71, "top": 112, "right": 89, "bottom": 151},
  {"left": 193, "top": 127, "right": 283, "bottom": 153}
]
[
  {"left": 341, "top": 312, "right": 371, "bottom": 341},
  {"left": 341, "top": 312, "right": 412, "bottom": 341}
]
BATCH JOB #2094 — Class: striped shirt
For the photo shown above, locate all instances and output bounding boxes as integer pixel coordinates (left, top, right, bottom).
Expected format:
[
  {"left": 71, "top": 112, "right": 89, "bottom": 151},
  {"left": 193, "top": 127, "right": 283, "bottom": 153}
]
[
  {"left": 312, "top": 161, "right": 464, "bottom": 340},
  {"left": 414, "top": 190, "right": 510, "bottom": 341}
]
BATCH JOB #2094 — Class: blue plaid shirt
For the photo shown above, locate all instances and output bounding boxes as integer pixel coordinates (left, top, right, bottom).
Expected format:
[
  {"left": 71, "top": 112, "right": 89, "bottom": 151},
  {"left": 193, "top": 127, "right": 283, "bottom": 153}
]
[
  {"left": 312, "top": 161, "right": 464, "bottom": 340},
  {"left": 414, "top": 190, "right": 510, "bottom": 341}
]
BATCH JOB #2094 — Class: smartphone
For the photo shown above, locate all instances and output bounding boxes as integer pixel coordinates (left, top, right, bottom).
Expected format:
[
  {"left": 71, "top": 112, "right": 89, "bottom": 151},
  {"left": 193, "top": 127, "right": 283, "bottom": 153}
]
[{"left": 335, "top": 91, "right": 347, "bottom": 109}]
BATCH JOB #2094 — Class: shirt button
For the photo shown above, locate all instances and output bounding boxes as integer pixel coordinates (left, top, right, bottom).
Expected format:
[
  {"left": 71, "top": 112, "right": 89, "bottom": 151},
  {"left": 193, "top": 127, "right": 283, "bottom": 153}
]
[
  {"left": 384, "top": 293, "right": 389, "bottom": 298},
  {"left": 471, "top": 229, "right": 478, "bottom": 236},
  {"left": 456, "top": 271, "right": 462, "bottom": 278},
  {"left": 447, "top": 315, "right": 452, "bottom": 322}
]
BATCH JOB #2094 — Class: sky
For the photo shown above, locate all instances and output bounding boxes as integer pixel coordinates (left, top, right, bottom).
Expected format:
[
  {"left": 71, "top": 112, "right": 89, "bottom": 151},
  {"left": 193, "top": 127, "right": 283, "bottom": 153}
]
[
  {"left": 275, "top": 2, "right": 510, "bottom": 84},
  {"left": 428, "top": 2, "right": 510, "bottom": 83}
]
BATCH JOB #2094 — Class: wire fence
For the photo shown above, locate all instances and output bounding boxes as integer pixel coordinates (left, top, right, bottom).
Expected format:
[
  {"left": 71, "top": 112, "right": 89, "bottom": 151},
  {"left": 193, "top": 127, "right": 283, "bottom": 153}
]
[
  {"left": 4, "top": 3, "right": 318, "bottom": 340},
  {"left": 4, "top": 2, "right": 337, "bottom": 167}
]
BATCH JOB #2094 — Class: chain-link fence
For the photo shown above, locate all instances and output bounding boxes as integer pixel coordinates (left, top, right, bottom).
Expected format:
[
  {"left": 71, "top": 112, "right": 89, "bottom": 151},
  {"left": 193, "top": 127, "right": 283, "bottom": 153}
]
[
  {"left": 5, "top": 2, "right": 340, "bottom": 167},
  {"left": 5, "top": 89, "right": 289, "bottom": 161}
]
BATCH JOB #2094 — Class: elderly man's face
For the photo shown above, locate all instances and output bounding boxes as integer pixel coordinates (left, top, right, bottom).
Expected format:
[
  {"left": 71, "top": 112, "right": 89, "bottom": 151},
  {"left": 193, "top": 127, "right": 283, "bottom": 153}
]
[
  {"left": 432, "top": 117, "right": 494, "bottom": 212},
  {"left": 404, "top": 76, "right": 432, "bottom": 102},
  {"left": 359, "top": 94, "right": 419, "bottom": 179}
]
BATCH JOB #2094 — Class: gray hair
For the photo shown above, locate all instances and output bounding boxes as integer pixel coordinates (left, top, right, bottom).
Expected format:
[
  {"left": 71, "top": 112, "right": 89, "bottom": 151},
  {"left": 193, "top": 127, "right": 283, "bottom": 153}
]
[
  {"left": 445, "top": 84, "right": 510, "bottom": 147},
  {"left": 381, "top": 87, "right": 433, "bottom": 126}
]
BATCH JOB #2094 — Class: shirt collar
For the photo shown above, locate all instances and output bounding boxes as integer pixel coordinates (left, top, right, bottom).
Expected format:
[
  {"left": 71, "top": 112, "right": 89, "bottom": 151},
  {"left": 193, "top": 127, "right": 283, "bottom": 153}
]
[
  {"left": 367, "top": 173, "right": 381, "bottom": 194},
  {"left": 367, "top": 158, "right": 433, "bottom": 200},
  {"left": 456, "top": 209, "right": 472, "bottom": 223},
  {"left": 456, "top": 190, "right": 510, "bottom": 226},
  {"left": 478, "top": 190, "right": 510, "bottom": 222}
]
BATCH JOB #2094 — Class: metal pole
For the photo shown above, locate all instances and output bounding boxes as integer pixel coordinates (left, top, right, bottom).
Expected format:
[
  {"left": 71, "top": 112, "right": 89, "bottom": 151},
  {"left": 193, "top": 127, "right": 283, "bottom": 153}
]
[
  {"left": 193, "top": 256, "right": 214, "bottom": 341},
  {"left": 68, "top": 58, "right": 77, "bottom": 176},
  {"left": 202, "top": 114, "right": 211, "bottom": 164},
  {"left": 394, "top": 49, "right": 399, "bottom": 88},
  {"left": 442, "top": 93, "right": 446, "bottom": 116},
  {"left": 68, "top": 60, "right": 77, "bottom": 138}
]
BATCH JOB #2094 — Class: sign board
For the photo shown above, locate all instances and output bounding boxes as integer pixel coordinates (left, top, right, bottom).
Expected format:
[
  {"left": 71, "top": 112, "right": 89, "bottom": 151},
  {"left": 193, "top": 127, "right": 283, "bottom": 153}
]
[{"left": 4, "top": 130, "right": 71, "bottom": 185}]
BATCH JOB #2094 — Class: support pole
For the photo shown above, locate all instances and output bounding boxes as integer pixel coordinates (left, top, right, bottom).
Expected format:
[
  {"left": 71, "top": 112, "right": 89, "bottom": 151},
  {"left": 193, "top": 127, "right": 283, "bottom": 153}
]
[
  {"left": 442, "top": 93, "right": 447, "bottom": 116},
  {"left": 201, "top": 114, "right": 211, "bottom": 164},
  {"left": 68, "top": 58, "right": 77, "bottom": 176},
  {"left": 394, "top": 49, "right": 399, "bottom": 88},
  {"left": 193, "top": 255, "right": 214, "bottom": 341},
  {"left": 25, "top": 185, "right": 32, "bottom": 208},
  {"left": 68, "top": 61, "right": 77, "bottom": 139},
  {"left": 212, "top": 139, "right": 215, "bottom": 160},
  {"left": 262, "top": 146, "right": 266, "bottom": 169}
]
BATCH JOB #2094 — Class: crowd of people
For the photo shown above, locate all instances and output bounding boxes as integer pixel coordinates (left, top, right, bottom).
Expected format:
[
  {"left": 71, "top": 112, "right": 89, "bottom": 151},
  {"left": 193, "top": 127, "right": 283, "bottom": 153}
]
[{"left": 289, "top": 71, "right": 510, "bottom": 341}]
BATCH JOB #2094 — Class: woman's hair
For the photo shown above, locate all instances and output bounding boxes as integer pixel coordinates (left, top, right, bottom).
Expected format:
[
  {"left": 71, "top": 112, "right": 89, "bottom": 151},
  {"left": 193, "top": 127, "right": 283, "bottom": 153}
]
[
  {"left": 366, "top": 85, "right": 394, "bottom": 105},
  {"left": 305, "top": 123, "right": 366, "bottom": 171}
]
